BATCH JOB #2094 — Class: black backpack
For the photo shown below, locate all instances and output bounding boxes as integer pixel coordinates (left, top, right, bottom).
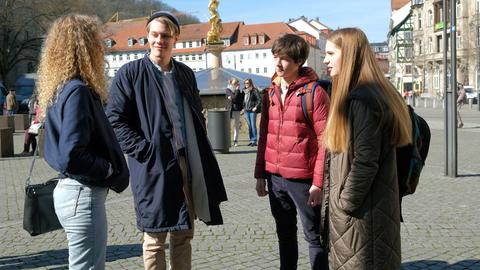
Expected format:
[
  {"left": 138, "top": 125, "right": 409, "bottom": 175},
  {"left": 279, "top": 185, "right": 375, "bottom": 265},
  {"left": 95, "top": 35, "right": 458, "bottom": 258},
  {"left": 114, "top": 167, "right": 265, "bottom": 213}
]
[{"left": 396, "top": 105, "right": 431, "bottom": 221}]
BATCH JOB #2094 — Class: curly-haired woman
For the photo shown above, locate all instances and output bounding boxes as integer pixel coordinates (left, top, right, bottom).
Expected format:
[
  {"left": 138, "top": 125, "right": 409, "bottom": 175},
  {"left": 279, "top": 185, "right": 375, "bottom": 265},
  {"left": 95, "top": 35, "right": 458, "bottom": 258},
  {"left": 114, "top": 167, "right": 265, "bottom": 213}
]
[{"left": 37, "top": 14, "right": 129, "bottom": 269}]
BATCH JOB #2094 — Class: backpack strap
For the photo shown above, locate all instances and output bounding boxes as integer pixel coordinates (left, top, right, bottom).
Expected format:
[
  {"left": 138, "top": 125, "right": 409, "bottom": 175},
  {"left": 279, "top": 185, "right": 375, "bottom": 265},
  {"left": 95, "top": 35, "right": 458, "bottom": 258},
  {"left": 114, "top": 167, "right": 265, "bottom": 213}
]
[
  {"left": 301, "top": 81, "right": 319, "bottom": 130},
  {"left": 268, "top": 87, "right": 275, "bottom": 105}
]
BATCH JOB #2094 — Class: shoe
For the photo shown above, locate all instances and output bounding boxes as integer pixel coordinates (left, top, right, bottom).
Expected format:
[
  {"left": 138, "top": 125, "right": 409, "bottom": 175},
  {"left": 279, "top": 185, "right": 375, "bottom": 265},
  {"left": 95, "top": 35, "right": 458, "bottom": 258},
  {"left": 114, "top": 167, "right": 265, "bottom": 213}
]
[
  {"left": 247, "top": 142, "right": 253, "bottom": 146},
  {"left": 250, "top": 142, "right": 257, "bottom": 147},
  {"left": 458, "top": 123, "right": 464, "bottom": 128},
  {"left": 233, "top": 141, "right": 238, "bottom": 147}
]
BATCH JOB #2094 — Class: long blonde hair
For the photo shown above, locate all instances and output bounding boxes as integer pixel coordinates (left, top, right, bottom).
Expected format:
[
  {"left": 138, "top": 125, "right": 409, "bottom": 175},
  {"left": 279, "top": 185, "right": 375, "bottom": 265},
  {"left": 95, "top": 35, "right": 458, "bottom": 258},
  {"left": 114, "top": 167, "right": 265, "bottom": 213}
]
[
  {"left": 324, "top": 28, "right": 412, "bottom": 153},
  {"left": 37, "top": 14, "right": 107, "bottom": 115}
]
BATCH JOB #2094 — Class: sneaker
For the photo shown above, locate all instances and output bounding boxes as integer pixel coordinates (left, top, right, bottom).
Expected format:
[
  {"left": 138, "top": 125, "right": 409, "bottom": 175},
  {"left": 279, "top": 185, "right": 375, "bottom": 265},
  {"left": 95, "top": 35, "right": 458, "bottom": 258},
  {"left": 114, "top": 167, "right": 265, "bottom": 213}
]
[
  {"left": 247, "top": 142, "right": 253, "bottom": 146},
  {"left": 233, "top": 141, "right": 238, "bottom": 147},
  {"left": 251, "top": 142, "right": 257, "bottom": 147}
]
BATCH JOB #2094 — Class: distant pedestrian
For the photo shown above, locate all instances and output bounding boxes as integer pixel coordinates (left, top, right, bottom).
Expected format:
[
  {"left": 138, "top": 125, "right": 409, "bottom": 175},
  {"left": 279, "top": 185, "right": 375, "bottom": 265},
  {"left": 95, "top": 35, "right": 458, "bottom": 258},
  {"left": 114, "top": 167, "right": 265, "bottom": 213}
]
[
  {"left": 242, "top": 78, "right": 261, "bottom": 146},
  {"left": 106, "top": 11, "right": 227, "bottom": 270},
  {"left": 37, "top": 14, "right": 129, "bottom": 269},
  {"left": 255, "top": 33, "right": 330, "bottom": 270},
  {"left": 226, "top": 78, "right": 244, "bottom": 146},
  {"left": 5, "top": 88, "right": 17, "bottom": 115},
  {"left": 457, "top": 84, "right": 466, "bottom": 128},
  {"left": 323, "top": 27, "right": 412, "bottom": 270}
]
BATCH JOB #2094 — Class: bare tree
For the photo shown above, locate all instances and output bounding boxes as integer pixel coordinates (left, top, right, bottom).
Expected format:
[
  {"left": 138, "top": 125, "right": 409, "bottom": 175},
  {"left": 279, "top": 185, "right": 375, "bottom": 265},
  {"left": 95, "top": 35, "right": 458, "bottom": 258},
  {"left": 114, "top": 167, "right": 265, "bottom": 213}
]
[
  {"left": 0, "top": 0, "right": 199, "bottom": 86},
  {"left": 0, "top": 0, "right": 57, "bottom": 86}
]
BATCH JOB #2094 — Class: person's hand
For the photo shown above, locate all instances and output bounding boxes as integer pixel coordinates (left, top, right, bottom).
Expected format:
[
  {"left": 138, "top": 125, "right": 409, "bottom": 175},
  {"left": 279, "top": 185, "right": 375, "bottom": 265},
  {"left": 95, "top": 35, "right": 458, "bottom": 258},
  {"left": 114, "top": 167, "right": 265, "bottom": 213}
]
[
  {"left": 252, "top": 107, "right": 257, "bottom": 112},
  {"left": 227, "top": 96, "right": 232, "bottom": 100},
  {"left": 256, "top": 178, "right": 268, "bottom": 197},
  {"left": 307, "top": 185, "right": 322, "bottom": 206}
]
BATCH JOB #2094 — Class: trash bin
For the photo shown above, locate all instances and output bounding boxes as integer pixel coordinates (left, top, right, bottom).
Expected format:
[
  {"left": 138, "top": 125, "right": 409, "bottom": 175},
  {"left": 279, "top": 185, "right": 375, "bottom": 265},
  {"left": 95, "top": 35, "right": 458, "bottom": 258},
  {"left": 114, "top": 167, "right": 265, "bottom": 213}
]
[{"left": 207, "top": 109, "right": 230, "bottom": 154}]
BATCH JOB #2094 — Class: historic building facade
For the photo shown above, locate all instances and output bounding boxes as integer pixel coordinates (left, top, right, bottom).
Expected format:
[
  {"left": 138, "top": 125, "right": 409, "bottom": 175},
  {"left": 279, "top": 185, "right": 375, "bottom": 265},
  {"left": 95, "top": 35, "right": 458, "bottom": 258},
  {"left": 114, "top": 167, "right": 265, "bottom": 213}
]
[{"left": 390, "top": 0, "right": 480, "bottom": 97}]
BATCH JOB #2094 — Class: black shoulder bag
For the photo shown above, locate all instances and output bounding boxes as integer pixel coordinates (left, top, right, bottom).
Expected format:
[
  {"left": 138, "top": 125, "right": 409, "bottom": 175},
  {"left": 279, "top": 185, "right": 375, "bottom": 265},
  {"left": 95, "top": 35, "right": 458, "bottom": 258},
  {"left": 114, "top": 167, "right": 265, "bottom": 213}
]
[{"left": 23, "top": 132, "right": 62, "bottom": 236}]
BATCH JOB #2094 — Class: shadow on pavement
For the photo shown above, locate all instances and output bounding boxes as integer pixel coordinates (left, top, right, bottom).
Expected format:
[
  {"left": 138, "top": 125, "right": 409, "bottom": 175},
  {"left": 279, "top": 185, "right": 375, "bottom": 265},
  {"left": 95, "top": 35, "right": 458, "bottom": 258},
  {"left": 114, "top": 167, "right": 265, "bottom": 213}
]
[
  {"left": 402, "top": 259, "right": 480, "bottom": 269},
  {"left": 457, "top": 174, "right": 480, "bottom": 178},
  {"left": 0, "top": 244, "right": 142, "bottom": 269}
]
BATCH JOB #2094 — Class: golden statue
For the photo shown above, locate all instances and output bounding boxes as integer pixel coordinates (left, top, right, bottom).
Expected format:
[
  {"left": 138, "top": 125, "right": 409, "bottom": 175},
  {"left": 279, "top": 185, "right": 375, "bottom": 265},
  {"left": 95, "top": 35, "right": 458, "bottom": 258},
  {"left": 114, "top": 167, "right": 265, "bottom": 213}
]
[{"left": 207, "top": 0, "right": 223, "bottom": 44}]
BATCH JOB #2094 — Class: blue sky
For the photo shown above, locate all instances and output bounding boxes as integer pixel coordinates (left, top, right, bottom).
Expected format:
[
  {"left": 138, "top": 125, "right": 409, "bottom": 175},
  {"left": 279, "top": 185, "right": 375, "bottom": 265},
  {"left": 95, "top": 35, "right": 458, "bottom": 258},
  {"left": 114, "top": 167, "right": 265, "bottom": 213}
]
[{"left": 161, "top": 0, "right": 391, "bottom": 43}]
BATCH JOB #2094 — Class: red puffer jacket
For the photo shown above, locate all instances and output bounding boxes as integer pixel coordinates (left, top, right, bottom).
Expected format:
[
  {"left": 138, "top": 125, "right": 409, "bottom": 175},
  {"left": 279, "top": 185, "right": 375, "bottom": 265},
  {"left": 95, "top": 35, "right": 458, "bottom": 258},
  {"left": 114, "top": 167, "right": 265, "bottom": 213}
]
[{"left": 254, "top": 67, "right": 329, "bottom": 188}]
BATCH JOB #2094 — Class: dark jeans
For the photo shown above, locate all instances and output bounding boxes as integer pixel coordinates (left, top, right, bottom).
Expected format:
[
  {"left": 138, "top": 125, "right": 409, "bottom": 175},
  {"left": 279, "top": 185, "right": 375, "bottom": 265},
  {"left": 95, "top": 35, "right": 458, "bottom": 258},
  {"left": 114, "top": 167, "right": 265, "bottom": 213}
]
[{"left": 267, "top": 174, "right": 328, "bottom": 270}]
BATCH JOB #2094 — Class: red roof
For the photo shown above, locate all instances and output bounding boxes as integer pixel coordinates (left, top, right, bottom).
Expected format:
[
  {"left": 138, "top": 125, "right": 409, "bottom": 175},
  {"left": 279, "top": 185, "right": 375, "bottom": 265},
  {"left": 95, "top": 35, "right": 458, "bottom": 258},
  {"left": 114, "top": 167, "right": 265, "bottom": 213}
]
[
  {"left": 225, "top": 22, "right": 300, "bottom": 51},
  {"left": 104, "top": 19, "right": 317, "bottom": 53}
]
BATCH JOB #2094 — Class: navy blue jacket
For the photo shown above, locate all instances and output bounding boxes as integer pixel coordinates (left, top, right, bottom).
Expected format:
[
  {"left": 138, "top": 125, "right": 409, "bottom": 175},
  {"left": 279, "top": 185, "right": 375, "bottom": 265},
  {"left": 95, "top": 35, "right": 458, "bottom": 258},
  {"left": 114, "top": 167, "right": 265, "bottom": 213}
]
[
  {"left": 106, "top": 56, "right": 227, "bottom": 232},
  {"left": 44, "top": 79, "right": 129, "bottom": 193}
]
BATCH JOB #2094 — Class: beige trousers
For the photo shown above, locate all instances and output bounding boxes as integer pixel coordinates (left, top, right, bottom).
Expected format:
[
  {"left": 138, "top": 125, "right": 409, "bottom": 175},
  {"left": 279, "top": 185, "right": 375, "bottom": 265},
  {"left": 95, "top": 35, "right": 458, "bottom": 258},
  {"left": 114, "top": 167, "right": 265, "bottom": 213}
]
[{"left": 142, "top": 156, "right": 195, "bottom": 270}]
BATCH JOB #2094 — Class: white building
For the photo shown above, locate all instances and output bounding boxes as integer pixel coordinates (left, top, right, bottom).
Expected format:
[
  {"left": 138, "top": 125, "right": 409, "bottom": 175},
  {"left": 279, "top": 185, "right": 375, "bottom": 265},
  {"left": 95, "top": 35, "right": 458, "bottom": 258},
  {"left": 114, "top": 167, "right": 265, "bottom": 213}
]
[{"left": 104, "top": 17, "right": 331, "bottom": 79}]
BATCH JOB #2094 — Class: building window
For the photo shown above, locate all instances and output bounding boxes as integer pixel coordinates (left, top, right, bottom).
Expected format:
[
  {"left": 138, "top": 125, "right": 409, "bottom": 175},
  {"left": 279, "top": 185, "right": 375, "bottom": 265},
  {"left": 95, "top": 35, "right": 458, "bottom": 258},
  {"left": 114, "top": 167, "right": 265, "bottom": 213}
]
[
  {"left": 183, "top": 42, "right": 186, "bottom": 48},
  {"left": 263, "top": 52, "right": 267, "bottom": 58},
  {"left": 255, "top": 53, "right": 259, "bottom": 59},
  {"left": 405, "top": 47, "right": 413, "bottom": 58},
  {"left": 405, "top": 31, "right": 413, "bottom": 42},
  {"left": 127, "top": 54, "right": 131, "bottom": 60},
  {"left": 457, "top": 35, "right": 461, "bottom": 49},
  {"left": 434, "top": 67, "right": 440, "bottom": 89},
  {"left": 119, "top": 54, "right": 123, "bottom": 61},
  {"left": 128, "top": 37, "right": 135, "bottom": 46},
  {"left": 248, "top": 68, "right": 252, "bottom": 73},
  {"left": 477, "top": 26, "right": 480, "bottom": 46},
  {"left": 240, "top": 54, "right": 244, "bottom": 60},
  {"left": 199, "top": 54, "right": 203, "bottom": 60},
  {"left": 419, "top": 40, "right": 423, "bottom": 54},
  {"left": 196, "top": 41, "right": 200, "bottom": 47},
  {"left": 251, "top": 35, "right": 257, "bottom": 45},
  {"left": 405, "top": 65, "right": 412, "bottom": 74},
  {"left": 264, "top": 67, "right": 268, "bottom": 73},
  {"left": 477, "top": 0, "right": 480, "bottom": 13},
  {"left": 186, "top": 55, "right": 190, "bottom": 61},
  {"left": 428, "top": 10, "right": 433, "bottom": 27},
  {"left": 179, "top": 55, "right": 183, "bottom": 61},
  {"left": 112, "top": 55, "right": 116, "bottom": 61},
  {"left": 256, "top": 67, "right": 260, "bottom": 73},
  {"left": 139, "top": 37, "right": 147, "bottom": 45},
  {"left": 243, "top": 36, "right": 250, "bottom": 45},
  {"left": 188, "top": 41, "right": 192, "bottom": 48},
  {"left": 105, "top": 39, "right": 113, "bottom": 48},
  {"left": 428, "top": 37, "right": 433, "bottom": 52},
  {"left": 192, "top": 54, "right": 196, "bottom": 61},
  {"left": 456, "top": 0, "right": 461, "bottom": 17},
  {"left": 259, "top": 34, "right": 265, "bottom": 44},
  {"left": 418, "top": 14, "right": 422, "bottom": 29},
  {"left": 241, "top": 68, "right": 244, "bottom": 72}
]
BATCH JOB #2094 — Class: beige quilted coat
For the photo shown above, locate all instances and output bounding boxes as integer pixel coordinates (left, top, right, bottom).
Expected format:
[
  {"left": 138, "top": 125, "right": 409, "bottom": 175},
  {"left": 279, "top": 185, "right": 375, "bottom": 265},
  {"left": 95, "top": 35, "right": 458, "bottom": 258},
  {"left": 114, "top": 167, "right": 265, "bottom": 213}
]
[{"left": 328, "top": 87, "right": 401, "bottom": 270}]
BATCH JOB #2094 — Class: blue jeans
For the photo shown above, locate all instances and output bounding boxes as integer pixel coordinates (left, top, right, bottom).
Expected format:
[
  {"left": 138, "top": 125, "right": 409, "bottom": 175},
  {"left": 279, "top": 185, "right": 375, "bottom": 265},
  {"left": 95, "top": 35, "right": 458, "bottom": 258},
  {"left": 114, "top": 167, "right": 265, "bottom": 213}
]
[
  {"left": 244, "top": 111, "right": 257, "bottom": 143},
  {"left": 53, "top": 178, "right": 108, "bottom": 270},
  {"left": 267, "top": 174, "right": 329, "bottom": 270}
]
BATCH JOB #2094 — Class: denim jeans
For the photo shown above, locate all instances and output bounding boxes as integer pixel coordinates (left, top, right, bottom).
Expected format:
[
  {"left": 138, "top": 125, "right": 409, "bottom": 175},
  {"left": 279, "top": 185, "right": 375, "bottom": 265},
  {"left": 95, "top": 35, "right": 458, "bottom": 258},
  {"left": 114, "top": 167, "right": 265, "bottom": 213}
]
[
  {"left": 267, "top": 174, "right": 329, "bottom": 270},
  {"left": 53, "top": 178, "right": 108, "bottom": 270},
  {"left": 244, "top": 111, "right": 257, "bottom": 143},
  {"left": 231, "top": 110, "right": 241, "bottom": 143}
]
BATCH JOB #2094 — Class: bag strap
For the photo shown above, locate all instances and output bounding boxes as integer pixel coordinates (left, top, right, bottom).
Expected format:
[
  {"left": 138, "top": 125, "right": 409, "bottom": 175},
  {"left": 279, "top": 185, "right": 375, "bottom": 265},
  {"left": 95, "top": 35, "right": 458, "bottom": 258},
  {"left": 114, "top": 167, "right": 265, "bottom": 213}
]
[
  {"left": 301, "top": 81, "right": 319, "bottom": 130},
  {"left": 25, "top": 122, "right": 43, "bottom": 187}
]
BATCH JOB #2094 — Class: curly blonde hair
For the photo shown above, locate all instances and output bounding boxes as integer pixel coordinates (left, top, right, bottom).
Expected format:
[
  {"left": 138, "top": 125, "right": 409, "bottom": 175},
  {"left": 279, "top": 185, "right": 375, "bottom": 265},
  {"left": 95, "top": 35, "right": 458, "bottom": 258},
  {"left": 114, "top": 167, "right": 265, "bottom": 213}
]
[{"left": 37, "top": 14, "right": 107, "bottom": 115}]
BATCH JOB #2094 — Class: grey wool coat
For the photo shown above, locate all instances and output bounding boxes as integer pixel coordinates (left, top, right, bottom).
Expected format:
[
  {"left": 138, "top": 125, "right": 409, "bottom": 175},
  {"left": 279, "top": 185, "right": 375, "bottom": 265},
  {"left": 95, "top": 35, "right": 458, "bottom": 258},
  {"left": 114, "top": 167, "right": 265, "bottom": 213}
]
[{"left": 328, "top": 86, "right": 401, "bottom": 270}]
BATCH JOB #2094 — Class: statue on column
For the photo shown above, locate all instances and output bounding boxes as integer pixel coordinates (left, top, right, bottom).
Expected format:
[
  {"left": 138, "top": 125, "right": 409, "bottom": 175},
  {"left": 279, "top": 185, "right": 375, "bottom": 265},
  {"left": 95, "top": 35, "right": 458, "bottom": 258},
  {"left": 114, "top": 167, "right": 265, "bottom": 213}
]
[{"left": 207, "top": 0, "right": 223, "bottom": 44}]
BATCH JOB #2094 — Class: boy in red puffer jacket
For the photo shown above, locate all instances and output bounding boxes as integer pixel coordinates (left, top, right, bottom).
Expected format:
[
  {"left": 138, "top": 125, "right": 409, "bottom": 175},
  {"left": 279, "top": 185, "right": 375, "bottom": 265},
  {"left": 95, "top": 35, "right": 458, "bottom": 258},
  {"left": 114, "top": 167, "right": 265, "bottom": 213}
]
[{"left": 254, "top": 33, "right": 330, "bottom": 270}]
